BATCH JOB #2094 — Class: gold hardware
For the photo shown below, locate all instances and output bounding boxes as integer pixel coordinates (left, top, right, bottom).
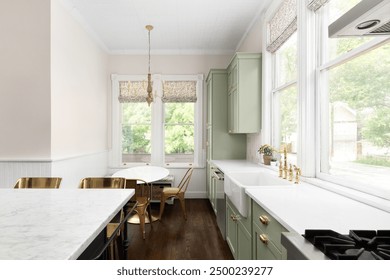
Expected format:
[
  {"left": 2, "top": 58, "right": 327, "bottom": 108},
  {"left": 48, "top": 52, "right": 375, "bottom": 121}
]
[
  {"left": 231, "top": 214, "right": 238, "bottom": 222},
  {"left": 288, "top": 164, "right": 293, "bottom": 181},
  {"left": 294, "top": 166, "right": 301, "bottom": 184},
  {"left": 259, "top": 234, "right": 269, "bottom": 245},
  {"left": 278, "top": 160, "right": 283, "bottom": 177},
  {"left": 145, "top": 25, "right": 154, "bottom": 106},
  {"left": 282, "top": 147, "right": 288, "bottom": 179},
  {"left": 259, "top": 215, "right": 270, "bottom": 225}
]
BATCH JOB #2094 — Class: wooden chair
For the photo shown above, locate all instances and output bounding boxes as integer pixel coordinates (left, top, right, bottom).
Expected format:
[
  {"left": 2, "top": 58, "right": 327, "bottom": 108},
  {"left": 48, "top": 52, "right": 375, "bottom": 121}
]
[
  {"left": 78, "top": 177, "right": 126, "bottom": 259},
  {"left": 14, "top": 177, "right": 62, "bottom": 189},
  {"left": 159, "top": 168, "right": 193, "bottom": 220},
  {"left": 125, "top": 179, "right": 152, "bottom": 239}
]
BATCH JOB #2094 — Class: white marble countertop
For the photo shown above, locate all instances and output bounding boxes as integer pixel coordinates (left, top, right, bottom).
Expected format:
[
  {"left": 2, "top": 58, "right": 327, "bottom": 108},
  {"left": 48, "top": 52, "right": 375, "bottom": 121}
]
[
  {"left": 112, "top": 165, "right": 169, "bottom": 183},
  {"left": 211, "top": 160, "right": 390, "bottom": 234},
  {"left": 0, "top": 189, "right": 134, "bottom": 260}
]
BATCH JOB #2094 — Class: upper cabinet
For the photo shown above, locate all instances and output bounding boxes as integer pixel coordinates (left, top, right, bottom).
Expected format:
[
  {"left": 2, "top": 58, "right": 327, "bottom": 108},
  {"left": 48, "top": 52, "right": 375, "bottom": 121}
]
[
  {"left": 227, "top": 53, "right": 262, "bottom": 134},
  {"left": 206, "top": 69, "right": 246, "bottom": 161}
]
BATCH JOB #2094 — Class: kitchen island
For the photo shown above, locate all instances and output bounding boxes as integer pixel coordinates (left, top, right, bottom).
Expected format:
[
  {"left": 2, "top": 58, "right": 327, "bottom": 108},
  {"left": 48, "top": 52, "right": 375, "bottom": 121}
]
[{"left": 0, "top": 188, "right": 134, "bottom": 260}]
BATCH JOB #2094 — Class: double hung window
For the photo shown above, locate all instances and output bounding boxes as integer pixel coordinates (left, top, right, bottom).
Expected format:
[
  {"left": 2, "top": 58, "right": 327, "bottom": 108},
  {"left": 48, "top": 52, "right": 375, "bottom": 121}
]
[
  {"left": 316, "top": 0, "right": 390, "bottom": 199},
  {"left": 268, "top": 0, "right": 298, "bottom": 164},
  {"left": 112, "top": 74, "right": 203, "bottom": 167}
]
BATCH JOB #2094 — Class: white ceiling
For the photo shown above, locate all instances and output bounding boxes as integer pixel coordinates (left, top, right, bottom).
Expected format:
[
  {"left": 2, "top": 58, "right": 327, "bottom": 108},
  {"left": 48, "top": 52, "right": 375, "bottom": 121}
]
[{"left": 61, "top": 0, "right": 272, "bottom": 55}]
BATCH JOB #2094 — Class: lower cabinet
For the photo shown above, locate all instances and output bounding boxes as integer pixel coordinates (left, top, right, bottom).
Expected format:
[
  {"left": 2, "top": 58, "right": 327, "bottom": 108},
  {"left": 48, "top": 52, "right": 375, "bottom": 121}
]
[
  {"left": 226, "top": 197, "right": 252, "bottom": 260},
  {"left": 252, "top": 200, "right": 287, "bottom": 260},
  {"left": 207, "top": 163, "right": 217, "bottom": 214}
]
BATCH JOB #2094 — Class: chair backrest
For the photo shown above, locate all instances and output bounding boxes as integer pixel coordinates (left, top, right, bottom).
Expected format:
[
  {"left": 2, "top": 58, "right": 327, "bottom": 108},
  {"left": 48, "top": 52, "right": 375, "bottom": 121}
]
[
  {"left": 14, "top": 177, "right": 62, "bottom": 189},
  {"left": 125, "top": 179, "right": 151, "bottom": 201},
  {"left": 78, "top": 177, "right": 126, "bottom": 189},
  {"left": 177, "top": 168, "right": 194, "bottom": 193}
]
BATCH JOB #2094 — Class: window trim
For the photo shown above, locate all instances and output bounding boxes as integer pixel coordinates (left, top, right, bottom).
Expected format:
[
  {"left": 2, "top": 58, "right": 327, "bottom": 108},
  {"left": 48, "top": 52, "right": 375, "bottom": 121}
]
[
  {"left": 262, "top": 0, "right": 390, "bottom": 211},
  {"left": 110, "top": 74, "right": 204, "bottom": 168},
  {"left": 315, "top": 4, "right": 390, "bottom": 199}
]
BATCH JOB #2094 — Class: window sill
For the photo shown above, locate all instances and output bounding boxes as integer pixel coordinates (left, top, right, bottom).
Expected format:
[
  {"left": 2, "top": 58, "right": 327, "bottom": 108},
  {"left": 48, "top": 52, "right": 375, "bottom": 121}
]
[{"left": 302, "top": 177, "right": 390, "bottom": 214}]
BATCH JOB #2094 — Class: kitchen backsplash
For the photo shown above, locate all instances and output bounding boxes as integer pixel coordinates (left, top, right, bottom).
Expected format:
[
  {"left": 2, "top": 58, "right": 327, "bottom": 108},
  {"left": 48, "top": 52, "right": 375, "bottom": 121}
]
[{"left": 247, "top": 133, "right": 262, "bottom": 163}]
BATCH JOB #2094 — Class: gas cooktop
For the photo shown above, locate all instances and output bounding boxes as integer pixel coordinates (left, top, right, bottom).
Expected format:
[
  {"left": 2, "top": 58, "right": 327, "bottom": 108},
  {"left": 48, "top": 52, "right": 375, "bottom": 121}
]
[{"left": 303, "top": 230, "right": 390, "bottom": 260}]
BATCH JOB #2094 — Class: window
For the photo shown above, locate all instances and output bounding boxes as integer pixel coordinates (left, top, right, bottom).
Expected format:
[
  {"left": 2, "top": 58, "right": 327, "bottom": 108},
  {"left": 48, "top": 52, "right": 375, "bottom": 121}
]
[
  {"left": 271, "top": 30, "right": 298, "bottom": 164},
  {"left": 164, "top": 102, "right": 195, "bottom": 163},
  {"left": 111, "top": 74, "right": 203, "bottom": 168},
  {"left": 317, "top": 0, "right": 390, "bottom": 199},
  {"left": 122, "top": 102, "right": 151, "bottom": 163}
]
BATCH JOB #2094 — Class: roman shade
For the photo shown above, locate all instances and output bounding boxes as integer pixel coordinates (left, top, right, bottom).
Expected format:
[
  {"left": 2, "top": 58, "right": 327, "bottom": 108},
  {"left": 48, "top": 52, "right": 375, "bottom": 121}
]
[
  {"left": 162, "top": 81, "right": 197, "bottom": 103},
  {"left": 307, "top": 0, "right": 330, "bottom": 11},
  {"left": 266, "top": 0, "right": 297, "bottom": 53},
  {"left": 118, "top": 81, "right": 150, "bottom": 103}
]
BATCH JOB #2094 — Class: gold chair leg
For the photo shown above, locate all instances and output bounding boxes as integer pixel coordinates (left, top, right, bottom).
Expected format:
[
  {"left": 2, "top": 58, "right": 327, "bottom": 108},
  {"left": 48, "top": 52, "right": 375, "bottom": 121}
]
[
  {"left": 138, "top": 209, "right": 146, "bottom": 239},
  {"left": 159, "top": 196, "right": 167, "bottom": 219},
  {"left": 108, "top": 241, "right": 115, "bottom": 260},
  {"left": 147, "top": 204, "right": 153, "bottom": 227},
  {"left": 178, "top": 194, "right": 187, "bottom": 220}
]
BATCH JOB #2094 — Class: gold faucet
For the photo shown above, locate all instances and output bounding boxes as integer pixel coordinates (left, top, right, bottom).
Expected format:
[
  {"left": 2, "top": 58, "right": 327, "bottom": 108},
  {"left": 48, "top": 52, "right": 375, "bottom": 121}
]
[
  {"left": 282, "top": 147, "right": 288, "bottom": 179},
  {"left": 278, "top": 160, "right": 283, "bottom": 177},
  {"left": 288, "top": 164, "right": 294, "bottom": 181},
  {"left": 294, "top": 165, "right": 301, "bottom": 184}
]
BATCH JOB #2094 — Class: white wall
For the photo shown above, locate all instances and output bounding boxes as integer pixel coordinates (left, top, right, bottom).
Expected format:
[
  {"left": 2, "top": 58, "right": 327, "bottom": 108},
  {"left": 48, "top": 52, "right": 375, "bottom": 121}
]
[
  {"left": 49, "top": 0, "right": 110, "bottom": 187},
  {"left": 51, "top": 0, "right": 109, "bottom": 158},
  {"left": 0, "top": 0, "right": 109, "bottom": 188},
  {"left": 0, "top": 0, "right": 52, "bottom": 159}
]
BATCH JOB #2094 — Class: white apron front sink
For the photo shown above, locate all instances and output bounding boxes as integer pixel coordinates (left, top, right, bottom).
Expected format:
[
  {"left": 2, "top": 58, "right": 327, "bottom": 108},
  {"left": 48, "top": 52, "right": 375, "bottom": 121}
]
[{"left": 224, "top": 171, "right": 292, "bottom": 218}]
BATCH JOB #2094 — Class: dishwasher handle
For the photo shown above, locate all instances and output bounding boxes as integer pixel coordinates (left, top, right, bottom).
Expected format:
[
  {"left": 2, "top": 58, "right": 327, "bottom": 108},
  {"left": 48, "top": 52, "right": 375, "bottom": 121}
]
[{"left": 212, "top": 170, "right": 224, "bottom": 181}]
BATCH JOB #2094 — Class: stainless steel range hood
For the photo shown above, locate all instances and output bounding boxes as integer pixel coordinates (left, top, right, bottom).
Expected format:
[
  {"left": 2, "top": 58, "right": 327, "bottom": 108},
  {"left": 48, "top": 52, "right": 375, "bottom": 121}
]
[{"left": 329, "top": 0, "right": 390, "bottom": 37}]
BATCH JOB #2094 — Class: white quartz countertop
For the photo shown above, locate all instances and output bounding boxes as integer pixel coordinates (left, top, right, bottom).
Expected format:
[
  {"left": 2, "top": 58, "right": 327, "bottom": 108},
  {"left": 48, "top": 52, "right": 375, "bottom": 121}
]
[
  {"left": 246, "top": 184, "right": 390, "bottom": 234},
  {"left": 211, "top": 160, "right": 390, "bottom": 234},
  {"left": 0, "top": 189, "right": 134, "bottom": 260}
]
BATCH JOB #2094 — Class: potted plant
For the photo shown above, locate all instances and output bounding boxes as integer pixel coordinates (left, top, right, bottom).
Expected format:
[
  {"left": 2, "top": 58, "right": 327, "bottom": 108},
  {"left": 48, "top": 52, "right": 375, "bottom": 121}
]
[{"left": 258, "top": 144, "right": 275, "bottom": 165}]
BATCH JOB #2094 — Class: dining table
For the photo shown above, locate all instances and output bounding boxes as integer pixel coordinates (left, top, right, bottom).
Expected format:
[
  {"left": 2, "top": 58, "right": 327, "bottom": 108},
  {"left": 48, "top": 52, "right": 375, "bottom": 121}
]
[
  {"left": 112, "top": 165, "right": 170, "bottom": 223},
  {"left": 0, "top": 188, "right": 134, "bottom": 260}
]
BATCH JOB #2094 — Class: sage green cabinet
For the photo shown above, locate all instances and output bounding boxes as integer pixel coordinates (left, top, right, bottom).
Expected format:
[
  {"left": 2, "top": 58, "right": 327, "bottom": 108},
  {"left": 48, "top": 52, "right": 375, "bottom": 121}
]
[
  {"left": 206, "top": 70, "right": 246, "bottom": 212},
  {"left": 207, "top": 163, "right": 217, "bottom": 214},
  {"left": 226, "top": 197, "right": 252, "bottom": 260},
  {"left": 252, "top": 200, "right": 287, "bottom": 260},
  {"left": 227, "top": 53, "right": 262, "bottom": 134},
  {"left": 206, "top": 69, "right": 246, "bottom": 161}
]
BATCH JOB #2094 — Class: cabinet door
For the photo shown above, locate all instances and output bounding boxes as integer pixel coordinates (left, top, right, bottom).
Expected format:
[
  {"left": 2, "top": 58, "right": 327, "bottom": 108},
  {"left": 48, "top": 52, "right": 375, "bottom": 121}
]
[
  {"left": 226, "top": 202, "right": 237, "bottom": 259},
  {"left": 237, "top": 222, "right": 252, "bottom": 260},
  {"left": 228, "top": 89, "right": 238, "bottom": 133},
  {"left": 252, "top": 223, "right": 282, "bottom": 260}
]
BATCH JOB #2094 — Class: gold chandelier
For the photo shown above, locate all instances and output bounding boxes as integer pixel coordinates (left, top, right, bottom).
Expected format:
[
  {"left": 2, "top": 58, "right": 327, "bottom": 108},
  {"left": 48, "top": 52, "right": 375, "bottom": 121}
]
[{"left": 145, "top": 25, "right": 153, "bottom": 106}]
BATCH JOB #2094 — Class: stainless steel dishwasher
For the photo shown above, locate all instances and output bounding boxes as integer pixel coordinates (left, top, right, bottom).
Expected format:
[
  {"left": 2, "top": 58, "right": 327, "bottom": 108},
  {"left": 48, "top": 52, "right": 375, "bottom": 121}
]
[{"left": 212, "top": 168, "right": 226, "bottom": 239}]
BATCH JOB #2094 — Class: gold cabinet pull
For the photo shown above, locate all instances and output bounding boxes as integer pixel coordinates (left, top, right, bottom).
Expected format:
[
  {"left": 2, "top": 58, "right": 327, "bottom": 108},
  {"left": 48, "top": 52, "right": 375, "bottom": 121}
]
[
  {"left": 259, "top": 215, "right": 270, "bottom": 225},
  {"left": 259, "top": 234, "right": 269, "bottom": 245},
  {"left": 230, "top": 214, "right": 238, "bottom": 222}
]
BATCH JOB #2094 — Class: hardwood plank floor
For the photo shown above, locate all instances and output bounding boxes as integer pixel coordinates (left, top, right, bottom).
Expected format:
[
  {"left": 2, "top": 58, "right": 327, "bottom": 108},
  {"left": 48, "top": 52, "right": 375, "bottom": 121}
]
[{"left": 124, "top": 199, "right": 233, "bottom": 260}]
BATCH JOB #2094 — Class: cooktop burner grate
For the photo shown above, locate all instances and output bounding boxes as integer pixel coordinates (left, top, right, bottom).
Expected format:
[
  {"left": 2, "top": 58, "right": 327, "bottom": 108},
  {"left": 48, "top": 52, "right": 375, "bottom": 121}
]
[{"left": 303, "top": 230, "right": 390, "bottom": 260}]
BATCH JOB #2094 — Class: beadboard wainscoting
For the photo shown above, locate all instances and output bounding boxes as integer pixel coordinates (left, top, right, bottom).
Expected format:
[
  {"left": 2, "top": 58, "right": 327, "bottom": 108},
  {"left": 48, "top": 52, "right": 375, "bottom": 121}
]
[
  {"left": 0, "top": 151, "right": 108, "bottom": 189},
  {"left": 0, "top": 161, "right": 52, "bottom": 188}
]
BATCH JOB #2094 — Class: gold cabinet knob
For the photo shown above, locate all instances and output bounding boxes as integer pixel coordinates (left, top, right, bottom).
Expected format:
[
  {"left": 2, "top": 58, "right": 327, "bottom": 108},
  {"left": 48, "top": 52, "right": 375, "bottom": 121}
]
[
  {"left": 259, "top": 215, "right": 270, "bottom": 225},
  {"left": 259, "top": 234, "right": 269, "bottom": 245},
  {"left": 230, "top": 214, "right": 238, "bottom": 222}
]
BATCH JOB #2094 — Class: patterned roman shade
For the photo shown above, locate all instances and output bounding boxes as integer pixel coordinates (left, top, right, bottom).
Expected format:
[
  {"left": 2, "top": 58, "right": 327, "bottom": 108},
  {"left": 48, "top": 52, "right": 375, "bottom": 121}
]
[
  {"left": 118, "top": 80, "right": 150, "bottom": 103},
  {"left": 307, "top": 0, "right": 330, "bottom": 11},
  {"left": 162, "top": 81, "right": 197, "bottom": 103},
  {"left": 266, "top": 0, "right": 297, "bottom": 53}
]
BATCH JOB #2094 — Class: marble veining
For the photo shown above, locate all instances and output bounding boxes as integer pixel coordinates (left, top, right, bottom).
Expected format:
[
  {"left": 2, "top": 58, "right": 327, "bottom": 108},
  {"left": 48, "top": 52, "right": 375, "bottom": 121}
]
[{"left": 0, "top": 189, "right": 134, "bottom": 260}]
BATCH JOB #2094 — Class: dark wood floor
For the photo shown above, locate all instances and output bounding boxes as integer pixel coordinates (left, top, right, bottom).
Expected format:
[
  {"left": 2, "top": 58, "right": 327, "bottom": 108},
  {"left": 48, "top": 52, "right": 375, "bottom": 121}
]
[{"left": 124, "top": 199, "right": 233, "bottom": 260}]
